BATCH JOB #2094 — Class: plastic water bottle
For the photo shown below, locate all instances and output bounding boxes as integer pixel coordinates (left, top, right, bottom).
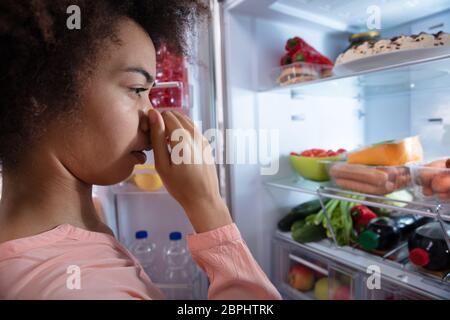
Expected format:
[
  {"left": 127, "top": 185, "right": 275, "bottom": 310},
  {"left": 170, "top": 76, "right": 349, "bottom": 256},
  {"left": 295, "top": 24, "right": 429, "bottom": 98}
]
[
  {"left": 129, "top": 230, "right": 157, "bottom": 277},
  {"left": 163, "top": 231, "right": 193, "bottom": 300}
]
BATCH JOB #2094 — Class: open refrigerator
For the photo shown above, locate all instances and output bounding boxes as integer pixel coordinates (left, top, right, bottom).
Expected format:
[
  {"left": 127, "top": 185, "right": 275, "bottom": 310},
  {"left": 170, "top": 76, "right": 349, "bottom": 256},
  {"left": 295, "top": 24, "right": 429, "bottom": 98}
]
[
  {"left": 212, "top": 0, "right": 450, "bottom": 300},
  {"left": 1, "top": 0, "right": 447, "bottom": 300}
]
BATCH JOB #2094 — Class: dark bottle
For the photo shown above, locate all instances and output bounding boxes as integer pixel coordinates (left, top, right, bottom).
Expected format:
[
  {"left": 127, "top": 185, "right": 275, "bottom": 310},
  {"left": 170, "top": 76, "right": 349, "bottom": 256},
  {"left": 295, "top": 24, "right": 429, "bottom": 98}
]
[
  {"left": 408, "top": 222, "right": 450, "bottom": 271},
  {"left": 358, "top": 215, "right": 431, "bottom": 251}
]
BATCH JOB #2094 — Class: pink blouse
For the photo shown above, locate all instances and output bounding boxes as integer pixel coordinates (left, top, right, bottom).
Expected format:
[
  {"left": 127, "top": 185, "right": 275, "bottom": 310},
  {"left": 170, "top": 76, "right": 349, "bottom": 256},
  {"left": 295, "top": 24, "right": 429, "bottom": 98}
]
[{"left": 0, "top": 223, "right": 281, "bottom": 300}]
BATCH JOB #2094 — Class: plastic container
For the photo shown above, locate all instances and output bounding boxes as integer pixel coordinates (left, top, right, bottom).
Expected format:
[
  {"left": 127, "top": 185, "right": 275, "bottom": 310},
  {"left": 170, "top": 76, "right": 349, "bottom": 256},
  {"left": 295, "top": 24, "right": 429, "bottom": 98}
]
[
  {"left": 410, "top": 160, "right": 450, "bottom": 203},
  {"left": 327, "top": 162, "right": 412, "bottom": 195},
  {"left": 129, "top": 230, "right": 157, "bottom": 277},
  {"left": 290, "top": 155, "right": 341, "bottom": 182},
  {"left": 150, "top": 43, "right": 190, "bottom": 110},
  {"left": 150, "top": 82, "right": 189, "bottom": 110},
  {"left": 162, "top": 231, "right": 193, "bottom": 300},
  {"left": 273, "top": 62, "right": 333, "bottom": 87}
]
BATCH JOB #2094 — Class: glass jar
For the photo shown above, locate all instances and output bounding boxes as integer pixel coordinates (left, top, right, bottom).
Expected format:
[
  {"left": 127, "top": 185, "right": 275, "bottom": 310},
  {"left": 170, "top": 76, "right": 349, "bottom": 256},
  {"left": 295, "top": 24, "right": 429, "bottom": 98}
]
[{"left": 346, "top": 31, "right": 380, "bottom": 51}]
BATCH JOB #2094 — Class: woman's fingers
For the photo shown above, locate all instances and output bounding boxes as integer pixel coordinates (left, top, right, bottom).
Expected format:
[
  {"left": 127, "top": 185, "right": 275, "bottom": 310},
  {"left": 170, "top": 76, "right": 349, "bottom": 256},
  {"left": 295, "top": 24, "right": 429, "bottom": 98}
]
[
  {"left": 161, "top": 111, "right": 189, "bottom": 150},
  {"left": 148, "top": 109, "right": 170, "bottom": 172},
  {"left": 172, "top": 111, "right": 210, "bottom": 148},
  {"left": 171, "top": 111, "right": 195, "bottom": 137}
]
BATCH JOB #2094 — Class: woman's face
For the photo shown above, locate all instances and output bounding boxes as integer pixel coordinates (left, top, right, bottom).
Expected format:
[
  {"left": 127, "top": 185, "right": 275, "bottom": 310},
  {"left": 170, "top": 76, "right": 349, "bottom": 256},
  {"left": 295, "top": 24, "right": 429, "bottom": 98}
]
[{"left": 51, "top": 18, "right": 157, "bottom": 185}]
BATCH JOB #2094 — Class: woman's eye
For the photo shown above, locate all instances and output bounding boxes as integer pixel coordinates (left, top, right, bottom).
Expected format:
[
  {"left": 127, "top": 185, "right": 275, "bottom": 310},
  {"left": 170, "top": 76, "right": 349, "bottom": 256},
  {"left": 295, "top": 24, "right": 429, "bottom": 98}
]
[{"left": 130, "top": 87, "right": 149, "bottom": 97}]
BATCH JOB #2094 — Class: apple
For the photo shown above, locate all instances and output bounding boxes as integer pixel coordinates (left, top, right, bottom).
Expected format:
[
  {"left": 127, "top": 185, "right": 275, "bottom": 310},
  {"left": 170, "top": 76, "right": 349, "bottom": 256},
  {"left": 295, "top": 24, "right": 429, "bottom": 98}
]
[
  {"left": 314, "top": 277, "right": 329, "bottom": 300},
  {"left": 288, "top": 264, "right": 315, "bottom": 292},
  {"left": 333, "top": 285, "right": 352, "bottom": 300}
]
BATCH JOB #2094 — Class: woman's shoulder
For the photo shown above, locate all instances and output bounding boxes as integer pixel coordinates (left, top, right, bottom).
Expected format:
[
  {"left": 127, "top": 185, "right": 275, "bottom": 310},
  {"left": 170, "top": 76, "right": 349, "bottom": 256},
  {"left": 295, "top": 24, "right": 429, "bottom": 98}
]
[{"left": 0, "top": 223, "right": 163, "bottom": 300}]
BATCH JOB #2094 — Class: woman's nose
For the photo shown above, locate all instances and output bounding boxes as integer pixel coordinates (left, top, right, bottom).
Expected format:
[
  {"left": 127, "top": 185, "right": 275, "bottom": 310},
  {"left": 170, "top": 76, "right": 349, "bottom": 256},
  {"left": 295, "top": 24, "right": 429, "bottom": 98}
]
[{"left": 139, "top": 104, "right": 153, "bottom": 132}]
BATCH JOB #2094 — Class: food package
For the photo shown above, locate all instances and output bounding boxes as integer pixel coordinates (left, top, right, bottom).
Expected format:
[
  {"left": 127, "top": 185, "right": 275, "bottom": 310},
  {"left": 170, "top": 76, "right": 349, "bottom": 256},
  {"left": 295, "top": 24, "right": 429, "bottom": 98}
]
[
  {"left": 276, "top": 36, "right": 333, "bottom": 86},
  {"left": 410, "top": 159, "right": 450, "bottom": 202},
  {"left": 328, "top": 162, "right": 411, "bottom": 195},
  {"left": 336, "top": 31, "right": 450, "bottom": 65},
  {"left": 149, "top": 43, "right": 189, "bottom": 109},
  {"left": 347, "top": 136, "right": 423, "bottom": 166}
]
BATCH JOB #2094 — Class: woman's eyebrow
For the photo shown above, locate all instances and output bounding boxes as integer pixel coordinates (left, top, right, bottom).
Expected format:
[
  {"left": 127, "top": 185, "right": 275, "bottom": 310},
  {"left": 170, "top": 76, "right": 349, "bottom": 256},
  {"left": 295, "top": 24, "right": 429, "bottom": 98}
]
[{"left": 124, "top": 67, "right": 155, "bottom": 85}]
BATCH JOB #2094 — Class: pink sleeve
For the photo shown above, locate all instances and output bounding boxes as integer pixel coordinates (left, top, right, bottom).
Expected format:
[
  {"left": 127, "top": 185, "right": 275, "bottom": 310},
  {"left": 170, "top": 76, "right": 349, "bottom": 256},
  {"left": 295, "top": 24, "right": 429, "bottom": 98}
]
[{"left": 187, "top": 223, "right": 282, "bottom": 300}]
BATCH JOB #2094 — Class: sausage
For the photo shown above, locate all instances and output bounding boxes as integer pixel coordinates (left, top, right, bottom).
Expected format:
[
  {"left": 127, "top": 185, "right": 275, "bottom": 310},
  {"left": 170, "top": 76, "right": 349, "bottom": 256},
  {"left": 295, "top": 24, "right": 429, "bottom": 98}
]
[
  {"left": 431, "top": 172, "right": 450, "bottom": 193},
  {"left": 422, "top": 186, "right": 434, "bottom": 197},
  {"left": 335, "top": 178, "right": 392, "bottom": 195},
  {"left": 330, "top": 164, "right": 389, "bottom": 187},
  {"left": 446, "top": 158, "right": 450, "bottom": 169},
  {"left": 395, "top": 174, "right": 410, "bottom": 189},
  {"left": 419, "top": 167, "right": 435, "bottom": 187},
  {"left": 426, "top": 159, "right": 447, "bottom": 168},
  {"left": 437, "top": 192, "right": 450, "bottom": 201},
  {"left": 377, "top": 167, "right": 398, "bottom": 181}
]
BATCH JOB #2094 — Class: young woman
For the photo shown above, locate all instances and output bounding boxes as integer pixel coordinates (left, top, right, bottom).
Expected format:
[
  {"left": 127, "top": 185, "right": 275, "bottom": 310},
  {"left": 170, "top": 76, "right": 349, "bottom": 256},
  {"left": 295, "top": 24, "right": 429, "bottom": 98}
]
[{"left": 0, "top": 0, "right": 281, "bottom": 299}]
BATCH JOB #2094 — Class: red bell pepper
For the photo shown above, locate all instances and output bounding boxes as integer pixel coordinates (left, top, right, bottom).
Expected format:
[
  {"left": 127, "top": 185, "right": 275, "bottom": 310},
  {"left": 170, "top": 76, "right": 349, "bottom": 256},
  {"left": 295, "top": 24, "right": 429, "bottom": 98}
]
[
  {"left": 280, "top": 53, "right": 292, "bottom": 66},
  {"left": 351, "top": 205, "right": 377, "bottom": 227}
]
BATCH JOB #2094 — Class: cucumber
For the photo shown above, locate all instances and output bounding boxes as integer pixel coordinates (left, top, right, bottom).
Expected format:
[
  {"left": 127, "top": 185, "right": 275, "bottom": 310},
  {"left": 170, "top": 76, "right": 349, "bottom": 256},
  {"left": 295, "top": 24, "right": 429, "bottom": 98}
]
[
  {"left": 277, "top": 199, "right": 326, "bottom": 232},
  {"left": 291, "top": 219, "right": 306, "bottom": 232},
  {"left": 292, "top": 223, "right": 327, "bottom": 243}
]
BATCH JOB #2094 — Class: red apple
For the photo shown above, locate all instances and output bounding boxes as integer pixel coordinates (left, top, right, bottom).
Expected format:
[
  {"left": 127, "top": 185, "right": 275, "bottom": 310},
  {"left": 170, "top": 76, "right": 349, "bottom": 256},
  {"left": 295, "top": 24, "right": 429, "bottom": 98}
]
[
  {"left": 288, "top": 264, "right": 315, "bottom": 292},
  {"left": 332, "top": 285, "right": 352, "bottom": 300}
]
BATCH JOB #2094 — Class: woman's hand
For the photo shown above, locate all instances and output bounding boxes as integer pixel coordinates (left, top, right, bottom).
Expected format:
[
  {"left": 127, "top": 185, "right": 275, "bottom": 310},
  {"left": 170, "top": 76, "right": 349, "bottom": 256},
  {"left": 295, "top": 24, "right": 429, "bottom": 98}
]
[{"left": 148, "top": 109, "right": 232, "bottom": 233}]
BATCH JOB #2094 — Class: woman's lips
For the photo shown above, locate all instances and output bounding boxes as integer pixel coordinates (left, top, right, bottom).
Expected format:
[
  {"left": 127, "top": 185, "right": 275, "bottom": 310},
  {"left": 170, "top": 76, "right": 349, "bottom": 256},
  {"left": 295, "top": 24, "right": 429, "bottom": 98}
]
[{"left": 131, "top": 151, "right": 147, "bottom": 164}]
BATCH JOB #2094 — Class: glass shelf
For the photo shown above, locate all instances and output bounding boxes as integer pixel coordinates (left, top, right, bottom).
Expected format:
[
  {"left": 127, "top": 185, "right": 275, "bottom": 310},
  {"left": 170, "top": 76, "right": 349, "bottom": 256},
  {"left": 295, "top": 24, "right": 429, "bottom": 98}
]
[
  {"left": 265, "top": 176, "right": 450, "bottom": 221},
  {"left": 261, "top": 55, "right": 450, "bottom": 98}
]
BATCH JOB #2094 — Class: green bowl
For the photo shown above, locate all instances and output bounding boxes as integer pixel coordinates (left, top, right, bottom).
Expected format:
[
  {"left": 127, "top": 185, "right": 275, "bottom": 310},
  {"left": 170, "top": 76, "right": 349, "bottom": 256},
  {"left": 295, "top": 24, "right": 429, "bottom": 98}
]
[{"left": 290, "top": 155, "right": 340, "bottom": 182}]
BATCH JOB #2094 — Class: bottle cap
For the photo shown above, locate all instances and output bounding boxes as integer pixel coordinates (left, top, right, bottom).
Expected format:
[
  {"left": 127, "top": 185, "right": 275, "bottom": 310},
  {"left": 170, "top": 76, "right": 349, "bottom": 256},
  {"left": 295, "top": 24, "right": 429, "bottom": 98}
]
[
  {"left": 358, "top": 230, "right": 380, "bottom": 250},
  {"left": 135, "top": 230, "right": 148, "bottom": 239},
  {"left": 409, "top": 248, "right": 430, "bottom": 267},
  {"left": 169, "top": 231, "right": 182, "bottom": 241}
]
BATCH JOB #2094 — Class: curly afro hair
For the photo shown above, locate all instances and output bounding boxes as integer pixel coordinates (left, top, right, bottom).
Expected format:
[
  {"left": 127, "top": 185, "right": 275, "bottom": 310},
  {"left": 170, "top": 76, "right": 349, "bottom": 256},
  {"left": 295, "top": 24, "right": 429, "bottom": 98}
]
[{"left": 0, "top": 0, "right": 209, "bottom": 170}]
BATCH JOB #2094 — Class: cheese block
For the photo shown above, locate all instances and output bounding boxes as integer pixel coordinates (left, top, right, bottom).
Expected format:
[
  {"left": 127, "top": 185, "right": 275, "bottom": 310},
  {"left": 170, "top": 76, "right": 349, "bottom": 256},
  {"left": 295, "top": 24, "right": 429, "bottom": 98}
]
[{"left": 348, "top": 136, "right": 423, "bottom": 166}]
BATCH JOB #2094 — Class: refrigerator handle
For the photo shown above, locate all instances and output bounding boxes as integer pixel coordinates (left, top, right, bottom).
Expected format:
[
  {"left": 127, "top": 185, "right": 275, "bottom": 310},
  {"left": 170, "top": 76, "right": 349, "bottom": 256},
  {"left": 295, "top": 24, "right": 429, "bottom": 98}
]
[{"left": 209, "top": 0, "right": 233, "bottom": 213}]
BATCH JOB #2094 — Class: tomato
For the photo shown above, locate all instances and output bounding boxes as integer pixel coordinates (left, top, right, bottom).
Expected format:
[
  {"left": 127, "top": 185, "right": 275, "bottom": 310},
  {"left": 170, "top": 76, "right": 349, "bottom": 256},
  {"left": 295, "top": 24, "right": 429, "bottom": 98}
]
[
  {"left": 296, "top": 148, "right": 345, "bottom": 158},
  {"left": 327, "top": 152, "right": 339, "bottom": 157}
]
